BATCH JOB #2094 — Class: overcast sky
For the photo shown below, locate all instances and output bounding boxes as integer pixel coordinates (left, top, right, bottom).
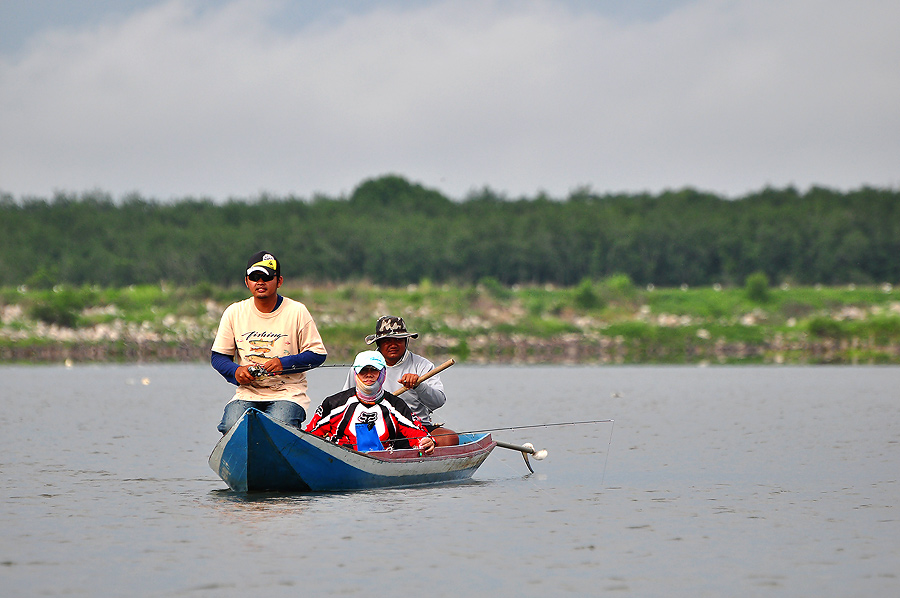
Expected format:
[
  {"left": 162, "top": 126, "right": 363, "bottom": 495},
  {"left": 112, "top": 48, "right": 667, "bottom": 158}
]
[{"left": 1, "top": 0, "right": 898, "bottom": 201}]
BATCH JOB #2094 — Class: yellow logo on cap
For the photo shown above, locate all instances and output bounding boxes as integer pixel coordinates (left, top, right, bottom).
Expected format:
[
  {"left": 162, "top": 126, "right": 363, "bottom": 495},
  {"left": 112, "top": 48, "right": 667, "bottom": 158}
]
[{"left": 252, "top": 259, "right": 277, "bottom": 270}]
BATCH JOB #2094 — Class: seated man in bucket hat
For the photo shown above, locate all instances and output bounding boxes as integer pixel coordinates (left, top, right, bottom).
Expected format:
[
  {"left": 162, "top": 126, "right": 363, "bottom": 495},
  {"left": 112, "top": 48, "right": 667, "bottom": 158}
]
[{"left": 343, "top": 315, "right": 459, "bottom": 446}]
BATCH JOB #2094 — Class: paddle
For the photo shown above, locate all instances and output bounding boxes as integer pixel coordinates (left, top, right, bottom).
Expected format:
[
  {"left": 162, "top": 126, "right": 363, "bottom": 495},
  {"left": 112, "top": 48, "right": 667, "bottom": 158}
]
[
  {"left": 393, "top": 358, "right": 455, "bottom": 395},
  {"left": 389, "top": 358, "right": 455, "bottom": 453}
]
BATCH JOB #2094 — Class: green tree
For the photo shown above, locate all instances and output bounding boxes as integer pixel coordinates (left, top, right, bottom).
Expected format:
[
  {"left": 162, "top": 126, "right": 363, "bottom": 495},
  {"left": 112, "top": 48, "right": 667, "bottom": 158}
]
[{"left": 745, "top": 271, "right": 770, "bottom": 303}]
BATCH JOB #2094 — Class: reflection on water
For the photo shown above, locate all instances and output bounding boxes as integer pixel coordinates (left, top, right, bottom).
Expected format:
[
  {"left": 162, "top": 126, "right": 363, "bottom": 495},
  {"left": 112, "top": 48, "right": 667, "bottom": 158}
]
[{"left": 1, "top": 364, "right": 898, "bottom": 596}]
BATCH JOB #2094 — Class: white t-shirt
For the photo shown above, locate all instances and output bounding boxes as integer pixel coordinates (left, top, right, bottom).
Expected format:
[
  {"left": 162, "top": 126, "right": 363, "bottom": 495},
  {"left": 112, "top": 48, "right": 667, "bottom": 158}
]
[{"left": 212, "top": 296, "right": 326, "bottom": 410}]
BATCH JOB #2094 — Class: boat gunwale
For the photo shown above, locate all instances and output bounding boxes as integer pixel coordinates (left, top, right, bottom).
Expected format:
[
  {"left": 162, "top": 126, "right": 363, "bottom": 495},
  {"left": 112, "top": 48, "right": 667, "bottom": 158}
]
[{"left": 228, "top": 407, "right": 495, "bottom": 463}]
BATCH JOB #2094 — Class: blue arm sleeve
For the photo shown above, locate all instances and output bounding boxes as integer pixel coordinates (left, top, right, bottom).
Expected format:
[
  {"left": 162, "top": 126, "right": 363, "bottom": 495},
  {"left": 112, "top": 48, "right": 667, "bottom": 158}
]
[
  {"left": 279, "top": 350, "right": 326, "bottom": 373},
  {"left": 211, "top": 351, "right": 239, "bottom": 385}
]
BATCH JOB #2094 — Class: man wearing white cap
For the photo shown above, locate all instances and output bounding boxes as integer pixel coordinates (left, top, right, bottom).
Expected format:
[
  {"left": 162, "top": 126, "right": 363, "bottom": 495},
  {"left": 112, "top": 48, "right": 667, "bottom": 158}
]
[
  {"left": 210, "top": 250, "right": 327, "bottom": 433},
  {"left": 308, "top": 351, "right": 435, "bottom": 454}
]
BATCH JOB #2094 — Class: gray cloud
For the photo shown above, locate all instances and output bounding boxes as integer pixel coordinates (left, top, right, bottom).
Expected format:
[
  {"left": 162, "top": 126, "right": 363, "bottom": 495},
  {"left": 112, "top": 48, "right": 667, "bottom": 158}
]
[{"left": 1, "top": 0, "right": 898, "bottom": 201}]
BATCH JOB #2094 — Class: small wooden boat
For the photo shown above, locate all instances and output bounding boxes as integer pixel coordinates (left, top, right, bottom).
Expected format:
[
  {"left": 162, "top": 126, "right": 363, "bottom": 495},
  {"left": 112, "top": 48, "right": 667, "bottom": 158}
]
[{"left": 209, "top": 407, "right": 497, "bottom": 492}]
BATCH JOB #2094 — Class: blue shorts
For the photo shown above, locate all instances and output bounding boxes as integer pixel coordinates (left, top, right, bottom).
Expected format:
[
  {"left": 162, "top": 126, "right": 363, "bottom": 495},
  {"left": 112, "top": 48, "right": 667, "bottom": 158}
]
[{"left": 217, "top": 400, "right": 306, "bottom": 434}]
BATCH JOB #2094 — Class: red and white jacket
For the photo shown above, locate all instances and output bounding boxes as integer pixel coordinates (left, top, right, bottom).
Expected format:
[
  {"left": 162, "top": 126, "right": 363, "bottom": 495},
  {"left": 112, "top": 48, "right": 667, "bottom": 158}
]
[{"left": 306, "top": 388, "right": 429, "bottom": 451}]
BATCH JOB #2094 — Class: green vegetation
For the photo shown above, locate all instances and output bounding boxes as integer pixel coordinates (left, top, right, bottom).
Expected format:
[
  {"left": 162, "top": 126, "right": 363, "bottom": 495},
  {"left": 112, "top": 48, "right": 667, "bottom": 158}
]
[
  {"left": 745, "top": 271, "right": 770, "bottom": 303},
  {"left": 2, "top": 279, "right": 899, "bottom": 365},
  {"left": 2, "top": 178, "right": 899, "bottom": 289},
  {"left": 3, "top": 176, "right": 899, "bottom": 365}
]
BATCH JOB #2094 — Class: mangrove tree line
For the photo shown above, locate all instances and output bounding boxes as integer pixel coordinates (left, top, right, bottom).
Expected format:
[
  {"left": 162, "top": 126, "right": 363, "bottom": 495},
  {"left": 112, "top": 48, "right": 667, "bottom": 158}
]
[{"left": 1, "top": 175, "right": 898, "bottom": 288}]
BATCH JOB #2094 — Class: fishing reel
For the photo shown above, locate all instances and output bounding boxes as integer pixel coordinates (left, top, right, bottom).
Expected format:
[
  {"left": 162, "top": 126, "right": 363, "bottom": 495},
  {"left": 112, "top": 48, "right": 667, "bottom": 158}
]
[{"left": 246, "top": 364, "right": 267, "bottom": 378}]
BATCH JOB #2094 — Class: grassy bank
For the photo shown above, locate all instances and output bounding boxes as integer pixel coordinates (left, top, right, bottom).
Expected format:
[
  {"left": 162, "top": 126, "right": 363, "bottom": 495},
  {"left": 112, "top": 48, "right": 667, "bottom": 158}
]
[{"left": 2, "top": 277, "right": 899, "bottom": 365}]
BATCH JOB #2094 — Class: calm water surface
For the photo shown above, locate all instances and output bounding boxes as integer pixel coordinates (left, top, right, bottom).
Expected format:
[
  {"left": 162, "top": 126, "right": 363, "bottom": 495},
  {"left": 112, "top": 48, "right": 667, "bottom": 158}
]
[{"left": 1, "top": 364, "right": 897, "bottom": 597}]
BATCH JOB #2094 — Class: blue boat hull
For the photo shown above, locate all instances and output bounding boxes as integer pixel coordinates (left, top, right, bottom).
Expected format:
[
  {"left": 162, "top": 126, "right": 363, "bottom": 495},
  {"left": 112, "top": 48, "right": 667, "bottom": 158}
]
[{"left": 209, "top": 408, "right": 496, "bottom": 492}]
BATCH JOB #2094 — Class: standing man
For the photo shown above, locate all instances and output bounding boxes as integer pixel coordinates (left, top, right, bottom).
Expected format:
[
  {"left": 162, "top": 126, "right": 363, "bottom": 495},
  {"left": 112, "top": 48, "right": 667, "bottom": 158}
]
[
  {"left": 343, "top": 315, "right": 459, "bottom": 446},
  {"left": 211, "top": 250, "right": 327, "bottom": 433}
]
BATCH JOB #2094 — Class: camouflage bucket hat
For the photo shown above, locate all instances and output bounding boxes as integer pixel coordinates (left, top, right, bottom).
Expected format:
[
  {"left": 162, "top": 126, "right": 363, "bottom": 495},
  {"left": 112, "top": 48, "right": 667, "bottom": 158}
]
[{"left": 364, "top": 315, "right": 419, "bottom": 345}]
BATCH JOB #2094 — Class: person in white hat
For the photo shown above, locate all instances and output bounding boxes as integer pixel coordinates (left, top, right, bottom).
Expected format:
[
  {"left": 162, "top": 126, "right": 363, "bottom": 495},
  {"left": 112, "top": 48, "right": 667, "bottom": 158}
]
[
  {"left": 307, "top": 351, "right": 435, "bottom": 454},
  {"left": 210, "top": 250, "right": 327, "bottom": 433},
  {"left": 342, "top": 315, "right": 459, "bottom": 446}
]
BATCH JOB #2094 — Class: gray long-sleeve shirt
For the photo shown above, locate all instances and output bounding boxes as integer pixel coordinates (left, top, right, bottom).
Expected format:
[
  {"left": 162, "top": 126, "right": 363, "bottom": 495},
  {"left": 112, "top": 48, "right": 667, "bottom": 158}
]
[{"left": 342, "top": 350, "right": 447, "bottom": 424}]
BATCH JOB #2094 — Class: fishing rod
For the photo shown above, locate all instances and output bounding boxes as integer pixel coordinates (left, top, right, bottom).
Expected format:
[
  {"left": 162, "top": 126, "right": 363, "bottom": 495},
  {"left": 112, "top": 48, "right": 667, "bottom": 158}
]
[
  {"left": 370, "top": 419, "right": 613, "bottom": 446},
  {"left": 458, "top": 419, "right": 614, "bottom": 435},
  {"left": 250, "top": 358, "right": 456, "bottom": 381},
  {"left": 372, "top": 418, "right": 613, "bottom": 473},
  {"left": 457, "top": 419, "right": 614, "bottom": 473},
  {"left": 247, "top": 363, "right": 352, "bottom": 377}
]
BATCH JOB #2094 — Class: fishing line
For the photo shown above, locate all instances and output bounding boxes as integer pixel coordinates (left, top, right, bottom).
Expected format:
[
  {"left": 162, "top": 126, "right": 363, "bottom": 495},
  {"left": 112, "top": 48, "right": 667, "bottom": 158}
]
[
  {"left": 600, "top": 419, "right": 615, "bottom": 487},
  {"left": 334, "top": 419, "right": 614, "bottom": 446},
  {"left": 464, "top": 419, "right": 615, "bottom": 488},
  {"left": 457, "top": 419, "right": 614, "bottom": 435}
]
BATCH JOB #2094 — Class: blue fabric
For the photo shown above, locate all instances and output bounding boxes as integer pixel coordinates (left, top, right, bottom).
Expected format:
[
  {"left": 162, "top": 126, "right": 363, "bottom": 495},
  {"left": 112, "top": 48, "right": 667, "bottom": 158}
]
[
  {"left": 212, "top": 349, "right": 325, "bottom": 385},
  {"left": 210, "top": 351, "right": 239, "bottom": 385},
  {"left": 217, "top": 400, "right": 306, "bottom": 434},
  {"left": 354, "top": 423, "right": 384, "bottom": 451},
  {"left": 279, "top": 350, "right": 326, "bottom": 373}
]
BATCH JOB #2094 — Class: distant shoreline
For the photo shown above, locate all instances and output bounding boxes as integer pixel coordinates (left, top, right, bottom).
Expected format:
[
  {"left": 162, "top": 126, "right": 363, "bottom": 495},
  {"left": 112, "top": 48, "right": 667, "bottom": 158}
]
[
  {"left": 2, "top": 333, "right": 897, "bottom": 367},
  {"left": 3, "top": 281, "right": 899, "bottom": 365}
]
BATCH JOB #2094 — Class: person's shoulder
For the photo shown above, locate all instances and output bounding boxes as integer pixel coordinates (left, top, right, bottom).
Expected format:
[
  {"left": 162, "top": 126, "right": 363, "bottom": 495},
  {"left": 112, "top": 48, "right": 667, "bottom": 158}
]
[
  {"left": 382, "top": 392, "right": 412, "bottom": 413},
  {"left": 322, "top": 387, "right": 355, "bottom": 405},
  {"left": 278, "top": 296, "right": 306, "bottom": 307},
  {"left": 278, "top": 296, "right": 313, "bottom": 314},
  {"left": 313, "top": 388, "right": 354, "bottom": 417},
  {"left": 222, "top": 297, "right": 252, "bottom": 315},
  {"left": 408, "top": 351, "right": 435, "bottom": 369}
]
